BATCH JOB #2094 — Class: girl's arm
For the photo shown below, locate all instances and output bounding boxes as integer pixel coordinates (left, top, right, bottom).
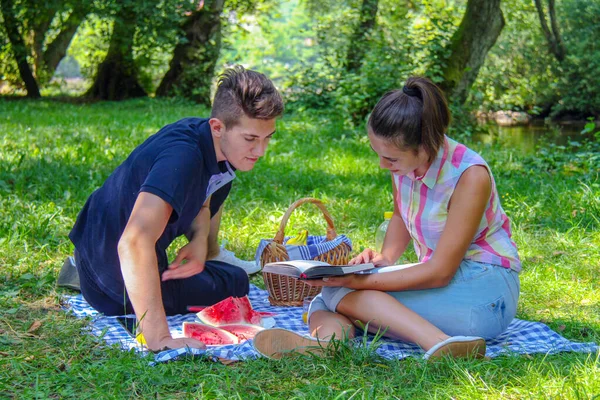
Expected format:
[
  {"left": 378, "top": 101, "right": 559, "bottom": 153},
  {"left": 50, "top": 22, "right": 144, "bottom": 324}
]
[{"left": 315, "top": 165, "right": 492, "bottom": 291}]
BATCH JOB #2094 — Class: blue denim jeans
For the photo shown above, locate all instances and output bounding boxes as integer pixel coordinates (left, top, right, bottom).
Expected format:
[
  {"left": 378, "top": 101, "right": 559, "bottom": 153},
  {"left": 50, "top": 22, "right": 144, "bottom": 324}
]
[{"left": 308, "top": 259, "right": 520, "bottom": 339}]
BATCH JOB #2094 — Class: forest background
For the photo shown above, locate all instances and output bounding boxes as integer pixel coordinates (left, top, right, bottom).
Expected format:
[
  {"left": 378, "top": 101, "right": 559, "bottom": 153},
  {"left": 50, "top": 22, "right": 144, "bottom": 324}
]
[{"left": 2, "top": 0, "right": 599, "bottom": 122}]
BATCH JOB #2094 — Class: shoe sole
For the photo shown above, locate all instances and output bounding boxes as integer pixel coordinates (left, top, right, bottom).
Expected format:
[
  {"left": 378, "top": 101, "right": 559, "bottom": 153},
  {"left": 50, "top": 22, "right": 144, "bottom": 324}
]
[
  {"left": 253, "top": 328, "right": 326, "bottom": 360},
  {"left": 57, "top": 256, "right": 81, "bottom": 291},
  {"left": 426, "top": 338, "right": 486, "bottom": 360}
]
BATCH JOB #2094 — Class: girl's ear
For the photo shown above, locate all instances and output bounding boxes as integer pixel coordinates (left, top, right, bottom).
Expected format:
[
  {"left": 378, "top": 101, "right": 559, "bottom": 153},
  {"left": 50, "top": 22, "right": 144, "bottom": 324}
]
[{"left": 209, "top": 118, "right": 226, "bottom": 137}]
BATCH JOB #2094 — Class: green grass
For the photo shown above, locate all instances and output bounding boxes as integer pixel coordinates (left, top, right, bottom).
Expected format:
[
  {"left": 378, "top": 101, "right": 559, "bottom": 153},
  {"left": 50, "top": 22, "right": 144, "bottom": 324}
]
[{"left": 0, "top": 98, "right": 598, "bottom": 399}]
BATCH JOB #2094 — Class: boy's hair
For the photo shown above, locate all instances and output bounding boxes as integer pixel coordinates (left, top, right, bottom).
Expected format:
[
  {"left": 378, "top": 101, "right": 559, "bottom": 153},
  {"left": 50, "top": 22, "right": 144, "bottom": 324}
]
[
  {"left": 367, "top": 76, "right": 450, "bottom": 162},
  {"left": 211, "top": 66, "right": 284, "bottom": 127}
]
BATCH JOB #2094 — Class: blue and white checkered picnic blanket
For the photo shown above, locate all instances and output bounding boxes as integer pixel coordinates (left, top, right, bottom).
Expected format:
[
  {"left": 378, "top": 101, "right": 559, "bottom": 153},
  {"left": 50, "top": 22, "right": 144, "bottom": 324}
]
[
  {"left": 63, "top": 284, "right": 598, "bottom": 364},
  {"left": 254, "top": 234, "right": 352, "bottom": 265}
]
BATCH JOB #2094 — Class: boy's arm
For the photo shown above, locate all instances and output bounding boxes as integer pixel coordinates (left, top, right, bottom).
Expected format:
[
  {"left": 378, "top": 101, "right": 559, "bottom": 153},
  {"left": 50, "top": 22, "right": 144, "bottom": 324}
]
[
  {"left": 118, "top": 192, "right": 205, "bottom": 351},
  {"left": 206, "top": 204, "right": 223, "bottom": 260}
]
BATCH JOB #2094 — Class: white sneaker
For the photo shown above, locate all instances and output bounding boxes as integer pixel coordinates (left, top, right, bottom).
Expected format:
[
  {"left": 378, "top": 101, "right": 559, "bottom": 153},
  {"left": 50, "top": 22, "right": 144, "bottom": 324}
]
[{"left": 212, "top": 245, "right": 261, "bottom": 275}]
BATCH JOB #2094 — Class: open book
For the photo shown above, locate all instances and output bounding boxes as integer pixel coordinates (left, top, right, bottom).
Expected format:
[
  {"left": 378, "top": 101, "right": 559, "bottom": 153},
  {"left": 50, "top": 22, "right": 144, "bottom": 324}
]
[{"left": 262, "top": 260, "right": 375, "bottom": 279}]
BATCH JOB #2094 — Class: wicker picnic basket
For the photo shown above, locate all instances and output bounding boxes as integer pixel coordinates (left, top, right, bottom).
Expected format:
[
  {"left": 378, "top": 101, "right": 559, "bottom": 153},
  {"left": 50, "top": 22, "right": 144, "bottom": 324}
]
[{"left": 259, "top": 198, "right": 351, "bottom": 306}]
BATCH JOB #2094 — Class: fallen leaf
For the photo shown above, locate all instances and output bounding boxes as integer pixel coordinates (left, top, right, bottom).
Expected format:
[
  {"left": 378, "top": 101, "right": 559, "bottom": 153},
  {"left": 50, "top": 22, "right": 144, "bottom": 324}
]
[
  {"left": 557, "top": 325, "right": 566, "bottom": 332},
  {"left": 27, "top": 320, "right": 42, "bottom": 334},
  {"left": 24, "top": 355, "right": 34, "bottom": 361},
  {"left": 552, "top": 251, "right": 566, "bottom": 256}
]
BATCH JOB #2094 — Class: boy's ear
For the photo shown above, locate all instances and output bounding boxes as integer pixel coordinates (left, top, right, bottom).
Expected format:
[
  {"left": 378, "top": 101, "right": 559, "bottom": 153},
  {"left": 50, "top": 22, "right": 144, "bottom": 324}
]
[{"left": 209, "top": 118, "right": 226, "bottom": 137}]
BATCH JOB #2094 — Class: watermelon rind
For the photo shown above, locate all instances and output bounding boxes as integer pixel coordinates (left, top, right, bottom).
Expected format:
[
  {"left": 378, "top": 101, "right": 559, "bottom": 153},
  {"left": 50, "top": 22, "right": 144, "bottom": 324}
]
[
  {"left": 218, "top": 324, "right": 264, "bottom": 341},
  {"left": 182, "top": 322, "right": 239, "bottom": 345}
]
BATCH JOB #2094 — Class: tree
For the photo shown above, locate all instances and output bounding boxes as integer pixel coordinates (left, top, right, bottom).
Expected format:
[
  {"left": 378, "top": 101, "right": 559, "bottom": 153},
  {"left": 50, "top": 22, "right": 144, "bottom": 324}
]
[
  {"left": 345, "top": 0, "right": 379, "bottom": 72},
  {"left": 1, "top": 0, "right": 90, "bottom": 95},
  {"left": 439, "top": 0, "right": 505, "bottom": 104},
  {"left": 534, "top": 0, "right": 565, "bottom": 62},
  {"left": 86, "top": 1, "right": 147, "bottom": 100},
  {"left": 156, "top": 0, "right": 225, "bottom": 105},
  {"left": 41, "top": 4, "right": 90, "bottom": 75},
  {"left": 28, "top": 1, "right": 90, "bottom": 80},
  {"left": 0, "top": 0, "right": 40, "bottom": 97}
]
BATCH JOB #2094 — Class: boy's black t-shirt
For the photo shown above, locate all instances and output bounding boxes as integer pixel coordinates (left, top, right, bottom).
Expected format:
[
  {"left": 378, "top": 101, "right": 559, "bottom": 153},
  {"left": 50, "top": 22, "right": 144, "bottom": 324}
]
[{"left": 69, "top": 118, "right": 232, "bottom": 302}]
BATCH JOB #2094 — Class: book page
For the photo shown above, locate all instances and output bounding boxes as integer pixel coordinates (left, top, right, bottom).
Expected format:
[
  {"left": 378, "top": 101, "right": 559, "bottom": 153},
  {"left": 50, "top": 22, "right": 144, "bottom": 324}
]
[
  {"left": 263, "top": 259, "right": 330, "bottom": 273},
  {"left": 354, "top": 262, "right": 419, "bottom": 274}
]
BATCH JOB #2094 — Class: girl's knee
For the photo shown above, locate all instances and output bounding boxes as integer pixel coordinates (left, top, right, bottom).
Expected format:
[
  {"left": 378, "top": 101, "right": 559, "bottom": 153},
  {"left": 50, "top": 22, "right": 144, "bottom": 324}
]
[{"left": 309, "top": 310, "right": 355, "bottom": 340}]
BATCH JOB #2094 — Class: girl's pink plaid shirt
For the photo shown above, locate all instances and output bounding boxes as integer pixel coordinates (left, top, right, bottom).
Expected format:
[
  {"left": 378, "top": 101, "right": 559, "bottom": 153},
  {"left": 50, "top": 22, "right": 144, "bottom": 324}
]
[{"left": 393, "top": 136, "right": 522, "bottom": 272}]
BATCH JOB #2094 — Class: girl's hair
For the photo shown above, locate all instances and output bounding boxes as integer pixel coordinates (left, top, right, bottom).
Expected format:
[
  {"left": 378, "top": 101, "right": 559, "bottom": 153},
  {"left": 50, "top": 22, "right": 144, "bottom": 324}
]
[
  {"left": 211, "top": 65, "right": 284, "bottom": 128},
  {"left": 367, "top": 76, "right": 450, "bottom": 162}
]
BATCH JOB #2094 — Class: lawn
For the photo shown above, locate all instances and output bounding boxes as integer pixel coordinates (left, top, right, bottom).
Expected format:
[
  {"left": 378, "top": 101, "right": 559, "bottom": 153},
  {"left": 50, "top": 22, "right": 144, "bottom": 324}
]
[{"left": 0, "top": 98, "right": 598, "bottom": 399}]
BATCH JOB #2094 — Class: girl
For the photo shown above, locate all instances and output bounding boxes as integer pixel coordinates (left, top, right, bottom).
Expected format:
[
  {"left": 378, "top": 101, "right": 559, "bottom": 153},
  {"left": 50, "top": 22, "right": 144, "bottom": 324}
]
[{"left": 253, "top": 77, "right": 521, "bottom": 360}]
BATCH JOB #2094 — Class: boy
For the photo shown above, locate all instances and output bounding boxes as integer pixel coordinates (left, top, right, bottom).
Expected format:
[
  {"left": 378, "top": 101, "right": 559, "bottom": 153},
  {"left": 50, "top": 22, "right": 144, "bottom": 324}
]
[{"left": 69, "top": 66, "right": 283, "bottom": 351}]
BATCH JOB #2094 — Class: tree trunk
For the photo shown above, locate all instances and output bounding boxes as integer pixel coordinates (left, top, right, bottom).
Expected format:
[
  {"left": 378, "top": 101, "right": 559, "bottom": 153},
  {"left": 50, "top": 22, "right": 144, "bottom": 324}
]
[
  {"left": 345, "top": 0, "right": 379, "bottom": 72},
  {"left": 31, "top": 6, "right": 58, "bottom": 76},
  {"left": 43, "top": 6, "right": 89, "bottom": 74},
  {"left": 439, "top": 0, "right": 504, "bottom": 104},
  {"left": 0, "top": 0, "right": 41, "bottom": 97},
  {"left": 156, "top": 0, "right": 225, "bottom": 105},
  {"left": 86, "top": 3, "right": 146, "bottom": 100},
  {"left": 534, "top": 0, "right": 565, "bottom": 62}
]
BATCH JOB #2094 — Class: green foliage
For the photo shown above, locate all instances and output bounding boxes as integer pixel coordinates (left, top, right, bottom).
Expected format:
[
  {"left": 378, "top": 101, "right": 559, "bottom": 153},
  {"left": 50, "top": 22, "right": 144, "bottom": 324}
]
[
  {"left": 472, "top": 0, "right": 600, "bottom": 117},
  {"left": 219, "top": 0, "right": 466, "bottom": 126},
  {"left": 67, "top": 15, "right": 111, "bottom": 80},
  {"left": 551, "top": 0, "right": 600, "bottom": 117},
  {"left": 0, "top": 0, "right": 94, "bottom": 90},
  {"left": 0, "top": 18, "right": 20, "bottom": 91},
  {"left": 67, "top": 0, "right": 189, "bottom": 93}
]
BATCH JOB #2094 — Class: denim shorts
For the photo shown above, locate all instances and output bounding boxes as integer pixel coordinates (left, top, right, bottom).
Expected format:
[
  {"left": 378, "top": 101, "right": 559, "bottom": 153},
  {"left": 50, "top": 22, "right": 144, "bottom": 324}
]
[{"left": 308, "top": 259, "right": 520, "bottom": 339}]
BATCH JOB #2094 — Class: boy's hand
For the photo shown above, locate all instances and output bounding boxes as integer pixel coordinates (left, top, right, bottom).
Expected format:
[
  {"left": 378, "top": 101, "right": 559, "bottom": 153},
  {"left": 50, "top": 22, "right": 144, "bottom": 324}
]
[
  {"left": 162, "top": 241, "right": 207, "bottom": 281},
  {"left": 148, "top": 335, "right": 207, "bottom": 352}
]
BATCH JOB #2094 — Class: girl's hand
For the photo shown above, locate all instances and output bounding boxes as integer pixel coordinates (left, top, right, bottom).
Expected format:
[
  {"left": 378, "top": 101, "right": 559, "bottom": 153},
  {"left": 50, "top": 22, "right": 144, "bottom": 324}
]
[{"left": 349, "top": 248, "right": 393, "bottom": 266}]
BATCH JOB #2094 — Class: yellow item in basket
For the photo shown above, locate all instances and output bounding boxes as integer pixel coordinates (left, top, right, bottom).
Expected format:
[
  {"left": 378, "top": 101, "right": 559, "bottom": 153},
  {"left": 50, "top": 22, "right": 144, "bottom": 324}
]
[{"left": 287, "top": 229, "right": 308, "bottom": 246}]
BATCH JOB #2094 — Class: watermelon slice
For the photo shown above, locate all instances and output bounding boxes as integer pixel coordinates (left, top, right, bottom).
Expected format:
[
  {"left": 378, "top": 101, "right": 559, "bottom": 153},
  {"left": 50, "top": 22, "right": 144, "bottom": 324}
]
[
  {"left": 182, "top": 322, "right": 239, "bottom": 345},
  {"left": 219, "top": 324, "right": 264, "bottom": 342},
  {"left": 197, "top": 296, "right": 263, "bottom": 326}
]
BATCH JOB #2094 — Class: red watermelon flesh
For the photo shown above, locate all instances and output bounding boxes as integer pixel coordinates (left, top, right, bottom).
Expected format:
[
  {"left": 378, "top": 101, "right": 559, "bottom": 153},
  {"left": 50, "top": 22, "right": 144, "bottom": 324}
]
[
  {"left": 182, "top": 322, "right": 239, "bottom": 345},
  {"left": 197, "top": 296, "right": 262, "bottom": 326},
  {"left": 219, "top": 324, "right": 264, "bottom": 341},
  {"left": 188, "top": 306, "right": 276, "bottom": 318}
]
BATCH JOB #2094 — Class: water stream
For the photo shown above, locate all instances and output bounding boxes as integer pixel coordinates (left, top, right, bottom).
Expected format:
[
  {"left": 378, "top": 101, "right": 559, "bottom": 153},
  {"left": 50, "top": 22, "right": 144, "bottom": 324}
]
[{"left": 473, "top": 121, "right": 594, "bottom": 154}]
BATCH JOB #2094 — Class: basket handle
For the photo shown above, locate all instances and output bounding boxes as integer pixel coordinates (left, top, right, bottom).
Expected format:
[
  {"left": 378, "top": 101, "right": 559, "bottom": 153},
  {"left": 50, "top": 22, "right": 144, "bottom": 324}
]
[{"left": 273, "top": 198, "right": 338, "bottom": 244}]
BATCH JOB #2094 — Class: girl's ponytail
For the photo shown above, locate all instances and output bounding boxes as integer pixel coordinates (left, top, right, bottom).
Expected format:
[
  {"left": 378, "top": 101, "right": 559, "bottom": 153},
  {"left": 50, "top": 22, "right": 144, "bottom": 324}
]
[{"left": 368, "top": 76, "right": 450, "bottom": 162}]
